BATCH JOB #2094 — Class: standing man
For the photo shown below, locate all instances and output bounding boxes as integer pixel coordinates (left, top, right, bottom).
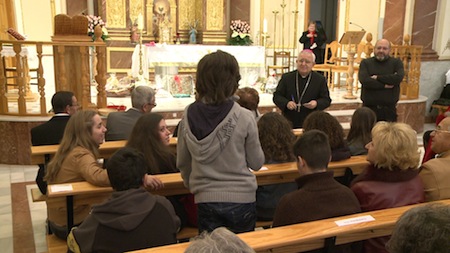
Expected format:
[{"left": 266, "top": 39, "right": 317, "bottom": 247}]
[
  {"left": 31, "top": 91, "right": 79, "bottom": 194},
  {"left": 106, "top": 86, "right": 156, "bottom": 141},
  {"left": 273, "top": 50, "right": 331, "bottom": 128},
  {"left": 359, "top": 39, "right": 404, "bottom": 122}
]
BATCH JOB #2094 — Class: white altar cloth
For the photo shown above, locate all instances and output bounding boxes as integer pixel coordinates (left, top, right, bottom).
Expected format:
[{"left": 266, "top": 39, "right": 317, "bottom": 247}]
[{"left": 131, "top": 44, "right": 265, "bottom": 86}]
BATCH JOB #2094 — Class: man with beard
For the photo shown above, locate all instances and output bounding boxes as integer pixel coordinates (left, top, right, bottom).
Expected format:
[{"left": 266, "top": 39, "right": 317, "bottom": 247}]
[{"left": 358, "top": 39, "right": 404, "bottom": 122}]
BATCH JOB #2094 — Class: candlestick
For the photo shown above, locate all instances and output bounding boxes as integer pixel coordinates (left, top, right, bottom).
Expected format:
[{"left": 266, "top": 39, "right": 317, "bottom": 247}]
[
  {"left": 137, "top": 13, "right": 144, "bottom": 30},
  {"left": 263, "top": 18, "right": 268, "bottom": 34}
]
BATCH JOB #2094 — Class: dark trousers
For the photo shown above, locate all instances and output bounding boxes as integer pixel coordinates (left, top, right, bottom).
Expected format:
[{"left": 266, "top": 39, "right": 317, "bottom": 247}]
[
  {"left": 197, "top": 202, "right": 256, "bottom": 234},
  {"left": 364, "top": 104, "right": 397, "bottom": 122}
]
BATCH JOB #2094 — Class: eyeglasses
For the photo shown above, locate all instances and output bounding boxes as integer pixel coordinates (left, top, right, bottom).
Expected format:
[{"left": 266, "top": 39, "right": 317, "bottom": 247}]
[
  {"left": 432, "top": 126, "right": 450, "bottom": 134},
  {"left": 148, "top": 102, "right": 157, "bottom": 107}
]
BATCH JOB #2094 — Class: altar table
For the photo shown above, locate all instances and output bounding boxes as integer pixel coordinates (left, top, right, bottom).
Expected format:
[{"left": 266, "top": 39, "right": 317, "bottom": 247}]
[{"left": 131, "top": 44, "right": 265, "bottom": 88}]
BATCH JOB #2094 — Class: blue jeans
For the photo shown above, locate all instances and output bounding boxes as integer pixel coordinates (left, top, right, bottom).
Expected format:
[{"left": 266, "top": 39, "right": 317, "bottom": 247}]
[{"left": 197, "top": 202, "right": 256, "bottom": 234}]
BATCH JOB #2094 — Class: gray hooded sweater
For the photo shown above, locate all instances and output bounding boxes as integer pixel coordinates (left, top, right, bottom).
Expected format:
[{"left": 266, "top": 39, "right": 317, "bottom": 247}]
[{"left": 177, "top": 102, "right": 265, "bottom": 204}]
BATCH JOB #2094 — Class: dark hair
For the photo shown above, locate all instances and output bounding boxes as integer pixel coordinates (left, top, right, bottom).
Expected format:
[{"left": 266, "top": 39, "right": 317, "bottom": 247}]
[
  {"left": 347, "top": 107, "right": 377, "bottom": 145},
  {"left": 107, "top": 147, "right": 147, "bottom": 191},
  {"left": 236, "top": 87, "right": 260, "bottom": 111},
  {"left": 258, "top": 112, "right": 295, "bottom": 162},
  {"left": 126, "top": 113, "right": 177, "bottom": 174},
  {"left": 303, "top": 111, "right": 346, "bottom": 150},
  {"left": 195, "top": 50, "right": 240, "bottom": 105},
  {"left": 51, "top": 91, "right": 74, "bottom": 113},
  {"left": 386, "top": 203, "right": 450, "bottom": 253},
  {"left": 293, "top": 130, "right": 331, "bottom": 170}
]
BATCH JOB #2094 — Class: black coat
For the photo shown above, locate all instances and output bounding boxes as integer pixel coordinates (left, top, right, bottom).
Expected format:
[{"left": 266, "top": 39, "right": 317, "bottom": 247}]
[
  {"left": 31, "top": 115, "right": 70, "bottom": 146},
  {"left": 273, "top": 70, "right": 331, "bottom": 128},
  {"left": 31, "top": 115, "right": 70, "bottom": 194},
  {"left": 299, "top": 31, "right": 325, "bottom": 63}
]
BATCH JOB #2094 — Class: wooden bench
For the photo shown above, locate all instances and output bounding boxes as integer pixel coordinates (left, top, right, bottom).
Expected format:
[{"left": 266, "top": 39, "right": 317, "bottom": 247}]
[
  {"left": 31, "top": 129, "right": 305, "bottom": 165},
  {"left": 129, "top": 199, "right": 450, "bottom": 253},
  {"left": 42, "top": 155, "right": 368, "bottom": 253},
  {"left": 31, "top": 187, "right": 46, "bottom": 202}
]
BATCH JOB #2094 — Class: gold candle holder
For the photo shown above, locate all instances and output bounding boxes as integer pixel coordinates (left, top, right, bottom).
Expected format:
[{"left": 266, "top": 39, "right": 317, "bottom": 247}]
[{"left": 138, "top": 28, "right": 143, "bottom": 77}]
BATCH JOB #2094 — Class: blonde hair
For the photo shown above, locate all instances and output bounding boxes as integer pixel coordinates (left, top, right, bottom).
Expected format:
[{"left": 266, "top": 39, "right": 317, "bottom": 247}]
[
  {"left": 371, "top": 122, "right": 420, "bottom": 170},
  {"left": 45, "top": 110, "right": 100, "bottom": 182}
]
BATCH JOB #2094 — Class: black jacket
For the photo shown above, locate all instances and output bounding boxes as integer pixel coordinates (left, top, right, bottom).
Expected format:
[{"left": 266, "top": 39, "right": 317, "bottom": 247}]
[
  {"left": 358, "top": 56, "right": 404, "bottom": 106},
  {"left": 273, "top": 70, "right": 331, "bottom": 128}
]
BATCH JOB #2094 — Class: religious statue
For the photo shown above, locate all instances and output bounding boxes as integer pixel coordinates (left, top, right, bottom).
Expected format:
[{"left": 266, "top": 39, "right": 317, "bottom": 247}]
[
  {"left": 189, "top": 20, "right": 199, "bottom": 44},
  {"left": 159, "top": 15, "right": 172, "bottom": 44},
  {"left": 189, "top": 28, "right": 197, "bottom": 44}
]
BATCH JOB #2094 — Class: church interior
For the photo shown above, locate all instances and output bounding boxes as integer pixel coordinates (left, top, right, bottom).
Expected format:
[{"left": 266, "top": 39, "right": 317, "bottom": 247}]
[{"left": 1, "top": 0, "right": 450, "bottom": 252}]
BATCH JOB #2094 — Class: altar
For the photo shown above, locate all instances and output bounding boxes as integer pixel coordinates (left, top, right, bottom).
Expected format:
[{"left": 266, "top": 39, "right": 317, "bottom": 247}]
[{"left": 131, "top": 44, "right": 265, "bottom": 91}]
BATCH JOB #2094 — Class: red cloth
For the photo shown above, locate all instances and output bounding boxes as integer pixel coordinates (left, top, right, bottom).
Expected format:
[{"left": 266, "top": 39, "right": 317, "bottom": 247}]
[{"left": 308, "top": 31, "right": 316, "bottom": 45}]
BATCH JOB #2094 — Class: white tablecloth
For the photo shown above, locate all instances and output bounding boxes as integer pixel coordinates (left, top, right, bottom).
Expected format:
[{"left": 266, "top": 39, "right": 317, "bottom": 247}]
[{"left": 1, "top": 45, "right": 38, "bottom": 68}]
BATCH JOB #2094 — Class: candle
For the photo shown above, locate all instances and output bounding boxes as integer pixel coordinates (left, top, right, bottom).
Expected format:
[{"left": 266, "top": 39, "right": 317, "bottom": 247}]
[
  {"left": 263, "top": 18, "right": 268, "bottom": 33},
  {"left": 137, "top": 13, "right": 144, "bottom": 30}
]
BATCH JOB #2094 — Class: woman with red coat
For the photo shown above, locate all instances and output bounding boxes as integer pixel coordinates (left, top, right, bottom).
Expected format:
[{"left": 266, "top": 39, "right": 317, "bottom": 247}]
[
  {"left": 299, "top": 21, "right": 325, "bottom": 63},
  {"left": 351, "top": 122, "right": 424, "bottom": 253}
]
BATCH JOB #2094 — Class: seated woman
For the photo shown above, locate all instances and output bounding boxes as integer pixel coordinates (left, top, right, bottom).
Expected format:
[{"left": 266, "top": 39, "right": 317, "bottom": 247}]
[
  {"left": 346, "top": 107, "right": 377, "bottom": 156},
  {"left": 256, "top": 112, "right": 298, "bottom": 221},
  {"left": 351, "top": 122, "right": 424, "bottom": 253},
  {"left": 127, "top": 113, "right": 196, "bottom": 228},
  {"left": 303, "top": 111, "right": 351, "bottom": 161},
  {"left": 45, "top": 110, "right": 162, "bottom": 239},
  {"left": 236, "top": 87, "right": 260, "bottom": 121}
]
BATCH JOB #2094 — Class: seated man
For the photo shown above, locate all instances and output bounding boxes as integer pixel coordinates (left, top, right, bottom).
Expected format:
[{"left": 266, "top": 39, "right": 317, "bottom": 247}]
[
  {"left": 31, "top": 91, "right": 78, "bottom": 194},
  {"left": 386, "top": 203, "right": 450, "bottom": 253},
  {"left": 67, "top": 147, "right": 180, "bottom": 253},
  {"left": 105, "top": 86, "right": 156, "bottom": 141},
  {"left": 419, "top": 117, "right": 450, "bottom": 201},
  {"left": 272, "top": 130, "right": 361, "bottom": 253}
]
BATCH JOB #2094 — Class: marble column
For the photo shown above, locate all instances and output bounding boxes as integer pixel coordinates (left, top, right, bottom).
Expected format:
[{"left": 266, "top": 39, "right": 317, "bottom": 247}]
[
  {"left": 382, "top": 0, "right": 406, "bottom": 45},
  {"left": 411, "top": 0, "right": 439, "bottom": 60}
]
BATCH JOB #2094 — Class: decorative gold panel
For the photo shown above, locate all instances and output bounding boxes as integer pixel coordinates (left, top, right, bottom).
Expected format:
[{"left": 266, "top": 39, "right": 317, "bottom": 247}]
[
  {"left": 179, "top": 0, "right": 196, "bottom": 30},
  {"left": 206, "top": 0, "right": 224, "bottom": 31},
  {"left": 106, "top": 0, "right": 126, "bottom": 28},
  {"left": 130, "top": 0, "right": 145, "bottom": 28}
]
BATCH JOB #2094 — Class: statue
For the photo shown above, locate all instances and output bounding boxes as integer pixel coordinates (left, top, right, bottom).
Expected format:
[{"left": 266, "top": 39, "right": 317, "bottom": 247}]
[
  {"left": 153, "top": 0, "right": 171, "bottom": 37},
  {"left": 189, "top": 20, "right": 199, "bottom": 44},
  {"left": 189, "top": 28, "right": 197, "bottom": 44},
  {"left": 159, "top": 15, "right": 172, "bottom": 44}
]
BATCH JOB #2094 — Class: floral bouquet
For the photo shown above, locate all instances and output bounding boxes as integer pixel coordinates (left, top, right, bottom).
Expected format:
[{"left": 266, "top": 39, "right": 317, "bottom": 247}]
[
  {"left": 86, "top": 15, "right": 109, "bottom": 41},
  {"left": 228, "top": 20, "right": 253, "bottom": 46}
]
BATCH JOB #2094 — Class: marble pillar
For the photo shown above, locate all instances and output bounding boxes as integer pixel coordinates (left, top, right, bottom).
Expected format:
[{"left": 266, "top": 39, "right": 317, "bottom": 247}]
[
  {"left": 383, "top": 0, "right": 406, "bottom": 45},
  {"left": 411, "top": 0, "right": 439, "bottom": 60}
]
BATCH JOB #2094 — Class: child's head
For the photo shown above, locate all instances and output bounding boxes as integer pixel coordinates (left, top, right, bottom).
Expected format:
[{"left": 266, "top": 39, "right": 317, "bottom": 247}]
[{"left": 195, "top": 50, "right": 240, "bottom": 105}]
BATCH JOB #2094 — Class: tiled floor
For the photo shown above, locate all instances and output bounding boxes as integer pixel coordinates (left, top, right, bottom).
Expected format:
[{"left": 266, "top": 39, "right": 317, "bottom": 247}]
[{"left": 0, "top": 122, "right": 435, "bottom": 253}]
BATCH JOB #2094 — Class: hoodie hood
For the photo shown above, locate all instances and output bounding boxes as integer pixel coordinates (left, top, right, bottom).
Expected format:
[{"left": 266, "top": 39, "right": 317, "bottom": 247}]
[
  {"left": 91, "top": 188, "right": 156, "bottom": 231},
  {"left": 184, "top": 102, "right": 240, "bottom": 164}
]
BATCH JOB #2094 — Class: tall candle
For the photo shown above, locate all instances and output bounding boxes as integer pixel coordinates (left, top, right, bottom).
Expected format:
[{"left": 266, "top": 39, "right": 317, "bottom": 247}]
[
  {"left": 263, "top": 18, "right": 268, "bottom": 33},
  {"left": 137, "top": 13, "right": 144, "bottom": 30}
]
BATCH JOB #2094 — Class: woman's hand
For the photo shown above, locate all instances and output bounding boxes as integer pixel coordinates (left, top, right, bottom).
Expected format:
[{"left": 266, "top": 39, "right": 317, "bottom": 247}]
[{"left": 143, "top": 174, "right": 164, "bottom": 190}]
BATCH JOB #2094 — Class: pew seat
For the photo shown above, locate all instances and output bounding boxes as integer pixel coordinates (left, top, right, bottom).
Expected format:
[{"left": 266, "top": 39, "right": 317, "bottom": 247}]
[
  {"left": 129, "top": 199, "right": 450, "bottom": 253},
  {"left": 31, "top": 187, "right": 46, "bottom": 202}
]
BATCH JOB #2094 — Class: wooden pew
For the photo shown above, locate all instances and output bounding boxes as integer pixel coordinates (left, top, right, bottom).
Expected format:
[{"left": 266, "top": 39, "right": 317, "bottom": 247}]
[
  {"left": 31, "top": 129, "right": 304, "bottom": 165},
  {"left": 30, "top": 138, "right": 177, "bottom": 164},
  {"left": 43, "top": 155, "right": 368, "bottom": 253},
  {"left": 129, "top": 199, "right": 450, "bottom": 253}
]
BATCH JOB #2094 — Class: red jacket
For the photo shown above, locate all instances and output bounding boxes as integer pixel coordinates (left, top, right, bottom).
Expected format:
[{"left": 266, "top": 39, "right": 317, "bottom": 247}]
[{"left": 351, "top": 165, "right": 424, "bottom": 253}]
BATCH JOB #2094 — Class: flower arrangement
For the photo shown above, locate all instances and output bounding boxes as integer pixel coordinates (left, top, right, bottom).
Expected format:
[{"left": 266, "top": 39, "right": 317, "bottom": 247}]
[
  {"left": 228, "top": 20, "right": 253, "bottom": 46},
  {"left": 86, "top": 15, "right": 109, "bottom": 41}
]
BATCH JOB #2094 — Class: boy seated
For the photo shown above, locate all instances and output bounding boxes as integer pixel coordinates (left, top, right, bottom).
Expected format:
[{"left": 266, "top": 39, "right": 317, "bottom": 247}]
[{"left": 67, "top": 147, "right": 180, "bottom": 253}]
